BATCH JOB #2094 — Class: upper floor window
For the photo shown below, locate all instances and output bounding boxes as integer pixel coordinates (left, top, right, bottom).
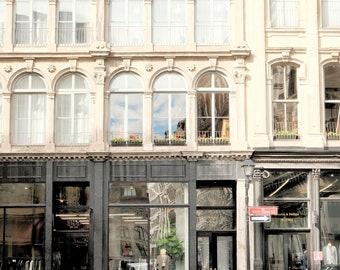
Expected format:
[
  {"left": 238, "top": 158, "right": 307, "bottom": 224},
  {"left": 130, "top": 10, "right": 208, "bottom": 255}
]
[
  {"left": 270, "top": 0, "right": 298, "bottom": 28},
  {"left": 11, "top": 73, "right": 46, "bottom": 145},
  {"left": 153, "top": 72, "right": 187, "bottom": 145},
  {"left": 272, "top": 64, "right": 299, "bottom": 139},
  {"left": 14, "top": 0, "right": 48, "bottom": 46},
  {"left": 195, "top": 0, "right": 230, "bottom": 45},
  {"left": 109, "top": 72, "right": 144, "bottom": 146},
  {"left": 57, "top": 0, "right": 91, "bottom": 45},
  {"left": 322, "top": 0, "right": 340, "bottom": 27},
  {"left": 152, "top": 0, "right": 187, "bottom": 46},
  {"left": 55, "top": 73, "right": 90, "bottom": 146},
  {"left": 0, "top": 0, "right": 4, "bottom": 46},
  {"left": 196, "top": 72, "right": 230, "bottom": 144},
  {"left": 109, "top": 0, "right": 144, "bottom": 46},
  {"left": 324, "top": 65, "right": 340, "bottom": 138}
]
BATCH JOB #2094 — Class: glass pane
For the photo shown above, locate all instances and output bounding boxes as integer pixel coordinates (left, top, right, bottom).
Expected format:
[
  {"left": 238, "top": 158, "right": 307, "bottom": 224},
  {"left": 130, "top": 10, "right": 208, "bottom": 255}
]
[
  {"left": 109, "top": 207, "right": 188, "bottom": 269},
  {"left": 74, "top": 74, "right": 89, "bottom": 89},
  {"left": 272, "top": 66, "right": 284, "bottom": 100},
  {"left": 54, "top": 183, "right": 90, "bottom": 207},
  {"left": 53, "top": 233, "right": 88, "bottom": 270},
  {"left": 325, "top": 103, "right": 340, "bottom": 134},
  {"left": 13, "top": 75, "right": 29, "bottom": 90},
  {"left": 217, "top": 236, "right": 233, "bottom": 270},
  {"left": 267, "top": 235, "right": 284, "bottom": 269},
  {"left": 196, "top": 187, "right": 234, "bottom": 207},
  {"left": 54, "top": 209, "right": 90, "bottom": 230},
  {"left": 264, "top": 171, "right": 307, "bottom": 198},
  {"left": 31, "top": 75, "right": 46, "bottom": 89},
  {"left": 264, "top": 201, "right": 308, "bottom": 229},
  {"left": 320, "top": 171, "right": 340, "bottom": 197},
  {"left": 5, "top": 208, "right": 45, "bottom": 261},
  {"left": 109, "top": 183, "right": 188, "bottom": 204},
  {"left": 197, "top": 237, "right": 209, "bottom": 270},
  {"left": 197, "top": 93, "right": 212, "bottom": 117},
  {"left": 0, "top": 183, "right": 45, "bottom": 204},
  {"left": 197, "top": 73, "right": 212, "bottom": 88},
  {"left": 215, "top": 92, "right": 229, "bottom": 117},
  {"left": 286, "top": 66, "right": 297, "bottom": 99},
  {"left": 0, "top": 208, "right": 3, "bottom": 259},
  {"left": 196, "top": 210, "right": 235, "bottom": 230},
  {"left": 214, "top": 73, "right": 228, "bottom": 88},
  {"left": 57, "top": 74, "right": 72, "bottom": 89}
]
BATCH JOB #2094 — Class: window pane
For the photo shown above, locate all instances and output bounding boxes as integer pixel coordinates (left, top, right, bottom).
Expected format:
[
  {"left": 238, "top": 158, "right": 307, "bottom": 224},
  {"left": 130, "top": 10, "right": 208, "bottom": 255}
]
[
  {"left": 264, "top": 171, "right": 308, "bottom": 198},
  {"left": 196, "top": 187, "right": 234, "bottom": 207},
  {"left": 286, "top": 66, "right": 297, "bottom": 99},
  {"left": 264, "top": 201, "right": 308, "bottom": 229},
  {"left": 4, "top": 208, "right": 45, "bottom": 260},
  {"left": 109, "top": 183, "right": 188, "bottom": 204},
  {"left": 271, "top": 0, "right": 298, "bottom": 27},
  {"left": 54, "top": 183, "right": 90, "bottom": 207},
  {"left": 322, "top": 0, "right": 340, "bottom": 27},
  {"left": 320, "top": 171, "right": 340, "bottom": 198},
  {"left": 0, "top": 183, "right": 45, "bottom": 204},
  {"left": 196, "top": 210, "right": 235, "bottom": 230}
]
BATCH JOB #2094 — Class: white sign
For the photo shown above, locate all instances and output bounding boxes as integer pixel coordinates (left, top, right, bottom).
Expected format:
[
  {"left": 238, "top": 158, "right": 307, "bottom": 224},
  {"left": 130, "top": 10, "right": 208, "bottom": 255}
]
[{"left": 249, "top": 215, "right": 271, "bottom": 223}]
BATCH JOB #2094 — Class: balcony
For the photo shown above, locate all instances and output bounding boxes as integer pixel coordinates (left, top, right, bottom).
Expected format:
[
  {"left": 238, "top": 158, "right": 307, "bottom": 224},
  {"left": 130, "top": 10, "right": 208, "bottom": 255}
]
[
  {"left": 14, "top": 24, "right": 47, "bottom": 46},
  {"left": 109, "top": 25, "right": 144, "bottom": 46},
  {"left": 273, "top": 122, "right": 299, "bottom": 140},
  {"left": 152, "top": 25, "right": 187, "bottom": 45},
  {"left": 195, "top": 24, "right": 230, "bottom": 45},
  {"left": 57, "top": 25, "right": 91, "bottom": 46},
  {"left": 110, "top": 133, "right": 143, "bottom": 147},
  {"left": 197, "top": 131, "right": 230, "bottom": 145},
  {"left": 326, "top": 121, "right": 340, "bottom": 140}
]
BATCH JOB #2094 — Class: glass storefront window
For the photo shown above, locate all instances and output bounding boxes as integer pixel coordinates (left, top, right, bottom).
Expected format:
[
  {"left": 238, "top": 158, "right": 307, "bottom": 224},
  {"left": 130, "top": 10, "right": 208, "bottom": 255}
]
[
  {"left": 320, "top": 171, "right": 340, "bottom": 198},
  {"left": 0, "top": 183, "right": 45, "bottom": 204},
  {"left": 53, "top": 182, "right": 90, "bottom": 270},
  {"left": 109, "top": 182, "right": 188, "bottom": 204},
  {"left": 109, "top": 182, "right": 188, "bottom": 270},
  {"left": 264, "top": 171, "right": 308, "bottom": 198}
]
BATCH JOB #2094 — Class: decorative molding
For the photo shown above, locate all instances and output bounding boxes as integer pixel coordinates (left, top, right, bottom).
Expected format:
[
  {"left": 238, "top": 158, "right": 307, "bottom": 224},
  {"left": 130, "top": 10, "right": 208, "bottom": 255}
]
[
  {"left": 145, "top": 63, "right": 153, "bottom": 72},
  {"left": 209, "top": 58, "right": 217, "bottom": 70},
  {"left": 123, "top": 59, "right": 131, "bottom": 71},
  {"left": 68, "top": 58, "right": 78, "bottom": 72},
  {"left": 281, "top": 49, "right": 292, "bottom": 62},
  {"left": 330, "top": 51, "right": 340, "bottom": 63},
  {"left": 312, "top": 168, "right": 321, "bottom": 179},
  {"left": 47, "top": 64, "right": 56, "bottom": 73},
  {"left": 25, "top": 58, "right": 34, "bottom": 72},
  {"left": 4, "top": 65, "right": 12, "bottom": 73},
  {"left": 187, "top": 64, "right": 196, "bottom": 72},
  {"left": 234, "top": 67, "right": 248, "bottom": 84},
  {"left": 166, "top": 58, "right": 174, "bottom": 71}
]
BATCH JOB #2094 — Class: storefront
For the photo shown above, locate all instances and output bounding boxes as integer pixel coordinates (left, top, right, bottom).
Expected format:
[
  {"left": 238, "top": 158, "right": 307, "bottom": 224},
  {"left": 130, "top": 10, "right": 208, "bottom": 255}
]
[{"left": 0, "top": 155, "right": 244, "bottom": 270}]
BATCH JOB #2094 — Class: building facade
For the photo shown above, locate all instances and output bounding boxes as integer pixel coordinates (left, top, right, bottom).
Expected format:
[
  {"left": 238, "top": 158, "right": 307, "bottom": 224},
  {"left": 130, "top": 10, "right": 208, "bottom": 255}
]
[{"left": 0, "top": 0, "right": 340, "bottom": 270}]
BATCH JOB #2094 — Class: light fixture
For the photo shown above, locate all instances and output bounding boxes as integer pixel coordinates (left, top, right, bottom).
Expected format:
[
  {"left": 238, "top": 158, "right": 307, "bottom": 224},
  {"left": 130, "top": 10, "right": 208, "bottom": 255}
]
[{"left": 241, "top": 157, "right": 255, "bottom": 178}]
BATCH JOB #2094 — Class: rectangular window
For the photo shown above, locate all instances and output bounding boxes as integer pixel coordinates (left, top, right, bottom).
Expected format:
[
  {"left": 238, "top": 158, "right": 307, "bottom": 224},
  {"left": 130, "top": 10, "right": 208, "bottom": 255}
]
[
  {"left": 0, "top": 0, "right": 4, "bottom": 46},
  {"left": 271, "top": 0, "right": 298, "bottom": 28},
  {"left": 152, "top": 0, "right": 187, "bottom": 45},
  {"left": 110, "top": 0, "right": 144, "bottom": 46},
  {"left": 15, "top": 0, "right": 48, "bottom": 46},
  {"left": 322, "top": 0, "right": 340, "bottom": 27},
  {"left": 58, "top": 0, "right": 91, "bottom": 45},
  {"left": 11, "top": 94, "right": 46, "bottom": 145},
  {"left": 195, "top": 0, "right": 230, "bottom": 45}
]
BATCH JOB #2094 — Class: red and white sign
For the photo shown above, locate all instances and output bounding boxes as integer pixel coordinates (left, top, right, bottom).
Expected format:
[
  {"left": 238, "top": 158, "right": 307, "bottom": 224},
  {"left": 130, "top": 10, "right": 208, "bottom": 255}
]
[
  {"left": 313, "top": 251, "right": 323, "bottom": 261},
  {"left": 248, "top": 206, "right": 278, "bottom": 215}
]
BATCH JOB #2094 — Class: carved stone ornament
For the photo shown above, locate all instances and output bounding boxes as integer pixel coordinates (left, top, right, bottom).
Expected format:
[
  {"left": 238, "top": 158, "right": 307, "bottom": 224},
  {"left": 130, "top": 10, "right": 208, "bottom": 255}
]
[
  {"left": 166, "top": 58, "right": 174, "bottom": 71},
  {"left": 187, "top": 64, "right": 196, "bottom": 72},
  {"left": 234, "top": 68, "right": 247, "bottom": 83},
  {"left": 47, "top": 64, "right": 56, "bottom": 73},
  {"left": 4, "top": 65, "right": 12, "bottom": 73},
  {"left": 123, "top": 59, "right": 131, "bottom": 71},
  {"left": 145, "top": 63, "right": 153, "bottom": 72}
]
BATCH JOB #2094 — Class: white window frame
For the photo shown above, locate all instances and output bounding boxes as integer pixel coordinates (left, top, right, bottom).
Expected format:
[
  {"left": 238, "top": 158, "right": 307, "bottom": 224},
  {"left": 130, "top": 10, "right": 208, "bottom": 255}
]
[{"left": 55, "top": 73, "right": 90, "bottom": 146}]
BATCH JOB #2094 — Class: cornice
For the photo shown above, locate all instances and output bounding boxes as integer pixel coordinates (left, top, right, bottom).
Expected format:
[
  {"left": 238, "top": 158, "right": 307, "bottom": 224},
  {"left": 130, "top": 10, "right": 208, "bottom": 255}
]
[{"left": 0, "top": 151, "right": 251, "bottom": 162}]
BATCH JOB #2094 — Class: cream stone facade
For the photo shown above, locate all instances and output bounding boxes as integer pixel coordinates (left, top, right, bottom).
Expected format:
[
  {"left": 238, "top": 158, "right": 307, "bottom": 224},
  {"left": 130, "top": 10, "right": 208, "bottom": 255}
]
[{"left": 0, "top": 0, "right": 340, "bottom": 270}]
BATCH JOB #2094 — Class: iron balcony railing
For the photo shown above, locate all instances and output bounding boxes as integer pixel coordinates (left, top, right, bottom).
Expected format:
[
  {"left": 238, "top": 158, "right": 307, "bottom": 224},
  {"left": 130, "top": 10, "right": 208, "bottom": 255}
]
[
  {"left": 14, "top": 24, "right": 48, "bottom": 46},
  {"left": 57, "top": 25, "right": 91, "bottom": 45},
  {"left": 109, "top": 24, "right": 144, "bottom": 46}
]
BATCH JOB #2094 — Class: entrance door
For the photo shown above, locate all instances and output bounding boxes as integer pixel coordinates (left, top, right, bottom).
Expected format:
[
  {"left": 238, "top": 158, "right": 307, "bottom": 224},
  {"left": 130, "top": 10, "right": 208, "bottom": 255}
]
[
  {"left": 197, "top": 233, "right": 235, "bottom": 270},
  {"left": 266, "top": 233, "right": 308, "bottom": 270}
]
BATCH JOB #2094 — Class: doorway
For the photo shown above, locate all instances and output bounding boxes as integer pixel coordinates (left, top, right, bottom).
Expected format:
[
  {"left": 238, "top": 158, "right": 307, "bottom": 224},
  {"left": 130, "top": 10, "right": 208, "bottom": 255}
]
[
  {"left": 197, "top": 232, "right": 235, "bottom": 270},
  {"left": 266, "top": 233, "right": 308, "bottom": 270}
]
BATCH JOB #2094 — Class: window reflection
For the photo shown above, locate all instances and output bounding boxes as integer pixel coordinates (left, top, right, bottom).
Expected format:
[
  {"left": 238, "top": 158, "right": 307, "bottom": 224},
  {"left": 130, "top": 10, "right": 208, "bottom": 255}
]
[
  {"left": 263, "top": 171, "right": 307, "bottom": 198},
  {"left": 109, "top": 182, "right": 188, "bottom": 204},
  {"left": 0, "top": 183, "right": 45, "bottom": 204},
  {"left": 320, "top": 171, "right": 340, "bottom": 197}
]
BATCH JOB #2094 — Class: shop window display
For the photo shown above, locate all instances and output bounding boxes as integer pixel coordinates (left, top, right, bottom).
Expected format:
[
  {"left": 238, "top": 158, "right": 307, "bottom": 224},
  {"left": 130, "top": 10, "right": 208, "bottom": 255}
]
[{"left": 108, "top": 182, "right": 188, "bottom": 270}]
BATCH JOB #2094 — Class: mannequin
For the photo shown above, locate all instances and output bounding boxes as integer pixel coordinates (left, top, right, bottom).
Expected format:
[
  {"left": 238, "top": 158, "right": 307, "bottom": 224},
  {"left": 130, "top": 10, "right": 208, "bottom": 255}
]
[
  {"left": 156, "top": 249, "right": 170, "bottom": 270},
  {"left": 323, "top": 240, "right": 338, "bottom": 265}
]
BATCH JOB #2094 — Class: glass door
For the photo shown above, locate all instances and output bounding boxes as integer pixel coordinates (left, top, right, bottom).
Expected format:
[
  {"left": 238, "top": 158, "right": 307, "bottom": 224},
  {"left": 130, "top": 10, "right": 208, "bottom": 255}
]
[
  {"left": 197, "top": 233, "right": 235, "bottom": 270},
  {"left": 266, "top": 233, "right": 308, "bottom": 270}
]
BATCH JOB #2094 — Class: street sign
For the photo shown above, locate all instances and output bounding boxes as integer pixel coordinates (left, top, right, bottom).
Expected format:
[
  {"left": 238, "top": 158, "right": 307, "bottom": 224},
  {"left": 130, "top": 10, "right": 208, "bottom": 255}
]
[
  {"left": 249, "top": 215, "right": 271, "bottom": 223},
  {"left": 248, "top": 206, "right": 278, "bottom": 215}
]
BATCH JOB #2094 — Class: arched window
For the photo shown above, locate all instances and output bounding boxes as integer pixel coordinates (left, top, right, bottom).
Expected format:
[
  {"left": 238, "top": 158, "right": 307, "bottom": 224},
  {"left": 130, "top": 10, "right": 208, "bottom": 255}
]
[
  {"left": 272, "top": 64, "right": 298, "bottom": 138},
  {"left": 109, "top": 72, "right": 143, "bottom": 146},
  {"left": 55, "top": 73, "right": 90, "bottom": 145},
  {"left": 324, "top": 64, "right": 340, "bottom": 139},
  {"left": 196, "top": 72, "right": 230, "bottom": 144},
  {"left": 153, "top": 72, "right": 187, "bottom": 145},
  {"left": 11, "top": 73, "right": 46, "bottom": 145}
]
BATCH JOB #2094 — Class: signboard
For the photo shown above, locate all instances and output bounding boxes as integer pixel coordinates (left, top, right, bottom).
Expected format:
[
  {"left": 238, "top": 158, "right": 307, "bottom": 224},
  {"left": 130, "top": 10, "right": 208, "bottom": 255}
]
[
  {"left": 248, "top": 206, "right": 278, "bottom": 215},
  {"left": 249, "top": 215, "right": 271, "bottom": 223},
  {"left": 313, "top": 251, "right": 323, "bottom": 261}
]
